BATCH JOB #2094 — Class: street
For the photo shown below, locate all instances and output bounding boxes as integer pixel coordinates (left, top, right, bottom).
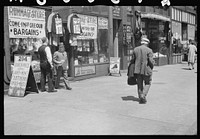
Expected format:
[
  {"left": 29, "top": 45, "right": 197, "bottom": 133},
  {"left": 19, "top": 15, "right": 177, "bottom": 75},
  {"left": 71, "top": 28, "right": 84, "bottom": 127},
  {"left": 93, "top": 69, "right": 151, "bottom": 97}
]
[{"left": 4, "top": 62, "right": 197, "bottom": 135}]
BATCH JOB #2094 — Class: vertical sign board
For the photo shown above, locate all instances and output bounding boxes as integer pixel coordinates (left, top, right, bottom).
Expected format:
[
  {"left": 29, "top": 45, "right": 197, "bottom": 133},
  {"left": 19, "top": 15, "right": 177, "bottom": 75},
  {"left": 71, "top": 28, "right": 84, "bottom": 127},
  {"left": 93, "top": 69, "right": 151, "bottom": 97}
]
[
  {"left": 8, "top": 55, "right": 38, "bottom": 97},
  {"left": 109, "top": 57, "right": 121, "bottom": 75}
]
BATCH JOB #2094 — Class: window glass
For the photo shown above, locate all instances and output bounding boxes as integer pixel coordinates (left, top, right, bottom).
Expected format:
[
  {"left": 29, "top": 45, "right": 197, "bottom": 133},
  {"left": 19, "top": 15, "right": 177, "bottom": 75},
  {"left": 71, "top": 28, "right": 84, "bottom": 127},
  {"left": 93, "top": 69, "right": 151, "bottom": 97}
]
[
  {"left": 97, "top": 29, "right": 109, "bottom": 63},
  {"left": 10, "top": 38, "right": 41, "bottom": 63},
  {"left": 74, "top": 39, "right": 99, "bottom": 65}
]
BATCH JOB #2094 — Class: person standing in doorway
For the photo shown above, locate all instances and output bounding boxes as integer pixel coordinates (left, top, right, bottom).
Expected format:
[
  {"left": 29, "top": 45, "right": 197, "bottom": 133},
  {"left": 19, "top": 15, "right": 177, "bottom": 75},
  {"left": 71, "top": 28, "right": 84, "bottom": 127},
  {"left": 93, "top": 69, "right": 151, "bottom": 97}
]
[
  {"left": 53, "top": 42, "right": 72, "bottom": 90},
  {"left": 187, "top": 40, "right": 197, "bottom": 70},
  {"left": 131, "top": 37, "right": 154, "bottom": 104},
  {"left": 38, "top": 37, "right": 57, "bottom": 93}
]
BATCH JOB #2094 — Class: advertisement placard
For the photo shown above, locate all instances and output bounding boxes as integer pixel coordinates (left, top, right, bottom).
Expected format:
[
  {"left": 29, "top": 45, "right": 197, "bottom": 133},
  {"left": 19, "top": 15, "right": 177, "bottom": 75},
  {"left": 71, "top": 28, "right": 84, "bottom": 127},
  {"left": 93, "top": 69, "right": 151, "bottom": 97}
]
[
  {"left": 8, "top": 6, "right": 46, "bottom": 38},
  {"left": 55, "top": 17, "right": 63, "bottom": 35},
  {"left": 8, "top": 55, "right": 38, "bottom": 97},
  {"left": 109, "top": 57, "right": 121, "bottom": 74},
  {"left": 77, "top": 14, "right": 97, "bottom": 39},
  {"left": 98, "top": 17, "right": 108, "bottom": 29},
  {"left": 75, "top": 66, "right": 96, "bottom": 77},
  {"left": 8, "top": 55, "right": 31, "bottom": 97}
]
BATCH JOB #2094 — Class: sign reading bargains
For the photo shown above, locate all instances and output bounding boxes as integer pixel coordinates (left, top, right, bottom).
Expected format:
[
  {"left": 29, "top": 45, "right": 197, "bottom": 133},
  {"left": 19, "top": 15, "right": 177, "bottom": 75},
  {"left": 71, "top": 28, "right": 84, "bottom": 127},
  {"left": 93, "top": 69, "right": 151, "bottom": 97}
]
[{"left": 8, "top": 6, "right": 46, "bottom": 38}]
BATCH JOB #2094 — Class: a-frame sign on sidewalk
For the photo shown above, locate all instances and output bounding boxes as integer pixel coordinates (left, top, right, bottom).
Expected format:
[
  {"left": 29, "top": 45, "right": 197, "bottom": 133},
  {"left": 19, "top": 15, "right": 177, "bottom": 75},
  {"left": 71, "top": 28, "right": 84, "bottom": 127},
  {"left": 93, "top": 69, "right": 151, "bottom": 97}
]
[
  {"left": 109, "top": 57, "right": 121, "bottom": 76},
  {"left": 8, "top": 55, "right": 39, "bottom": 97}
]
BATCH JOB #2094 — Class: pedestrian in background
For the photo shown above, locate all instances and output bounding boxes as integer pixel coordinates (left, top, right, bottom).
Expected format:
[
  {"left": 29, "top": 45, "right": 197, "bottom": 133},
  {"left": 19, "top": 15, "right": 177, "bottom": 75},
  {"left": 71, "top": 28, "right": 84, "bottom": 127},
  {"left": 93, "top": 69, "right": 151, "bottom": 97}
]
[
  {"left": 187, "top": 40, "right": 197, "bottom": 70},
  {"left": 131, "top": 37, "right": 154, "bottom": 104},
  {"left": 53, "top": 42, "right": 72, "bottom": 90},
  {"left": 38, "top": 37, "right": 57, "bottom": 93}
]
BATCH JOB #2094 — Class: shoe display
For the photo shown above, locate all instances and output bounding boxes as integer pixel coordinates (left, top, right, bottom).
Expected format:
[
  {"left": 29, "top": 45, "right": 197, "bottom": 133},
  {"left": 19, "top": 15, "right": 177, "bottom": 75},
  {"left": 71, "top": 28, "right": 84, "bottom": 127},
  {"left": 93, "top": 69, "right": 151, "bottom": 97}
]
[{"left": 48, "top": 90, "right": 57, "bottom": 93}]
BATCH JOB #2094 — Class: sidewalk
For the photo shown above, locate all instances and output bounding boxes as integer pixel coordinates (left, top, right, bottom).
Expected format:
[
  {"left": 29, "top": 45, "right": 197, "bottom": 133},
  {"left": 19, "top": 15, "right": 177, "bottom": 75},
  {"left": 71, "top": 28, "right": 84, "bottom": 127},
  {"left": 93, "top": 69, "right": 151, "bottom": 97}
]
[{"left": 4, "top": 62, "right": 197, "bottom": 135}]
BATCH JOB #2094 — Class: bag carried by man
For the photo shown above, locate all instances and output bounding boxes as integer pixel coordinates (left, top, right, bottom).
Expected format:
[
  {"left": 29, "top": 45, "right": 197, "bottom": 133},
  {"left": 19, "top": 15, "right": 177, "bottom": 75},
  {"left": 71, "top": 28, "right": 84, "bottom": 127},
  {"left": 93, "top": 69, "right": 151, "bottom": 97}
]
[{"left": 127, "top": 60, "right": 137, "bottom": 85}]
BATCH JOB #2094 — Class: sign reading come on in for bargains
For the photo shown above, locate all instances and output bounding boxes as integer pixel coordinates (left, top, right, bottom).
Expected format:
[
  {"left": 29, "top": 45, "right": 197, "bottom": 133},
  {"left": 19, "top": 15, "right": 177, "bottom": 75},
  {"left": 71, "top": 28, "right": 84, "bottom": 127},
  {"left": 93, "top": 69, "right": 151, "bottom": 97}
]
[{"left": 8, "top": 6, "right": 46, "bottom": 38}]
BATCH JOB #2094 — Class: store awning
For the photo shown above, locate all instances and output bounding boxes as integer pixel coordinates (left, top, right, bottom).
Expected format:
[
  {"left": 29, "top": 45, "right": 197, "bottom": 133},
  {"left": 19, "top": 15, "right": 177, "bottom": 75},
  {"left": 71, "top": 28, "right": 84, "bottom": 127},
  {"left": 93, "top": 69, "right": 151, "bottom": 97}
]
[{"left": 141, "top": 13, "right": 171, "bottom": 22}]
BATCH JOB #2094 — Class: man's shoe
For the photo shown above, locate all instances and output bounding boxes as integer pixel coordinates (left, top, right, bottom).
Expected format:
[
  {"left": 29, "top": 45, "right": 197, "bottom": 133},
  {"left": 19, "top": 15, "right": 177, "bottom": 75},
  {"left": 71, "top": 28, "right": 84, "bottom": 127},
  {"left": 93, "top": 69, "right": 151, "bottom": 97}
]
[
  {"left": 41, "top": 89, "right": 46, "bottom": 92},
  {"left": 139, "top": 97, "right": 147, "bottom": 104},
  {"left": 48, "top": 90, "right": 57, "bottom": 93},
  {"left": 66, "top": 87, "right": 72, "bottom": 90}
]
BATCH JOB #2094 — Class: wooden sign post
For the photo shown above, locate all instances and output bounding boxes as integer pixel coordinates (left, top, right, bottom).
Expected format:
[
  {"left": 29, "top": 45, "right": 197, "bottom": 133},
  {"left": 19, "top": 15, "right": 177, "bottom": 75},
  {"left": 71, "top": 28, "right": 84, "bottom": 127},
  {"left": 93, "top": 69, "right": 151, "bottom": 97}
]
[
  {"left": 109, "top": 57, "right": 121, "bottom": 76},
  {"left": 8, "top": 55, "right": 39, "bottom": 97}
]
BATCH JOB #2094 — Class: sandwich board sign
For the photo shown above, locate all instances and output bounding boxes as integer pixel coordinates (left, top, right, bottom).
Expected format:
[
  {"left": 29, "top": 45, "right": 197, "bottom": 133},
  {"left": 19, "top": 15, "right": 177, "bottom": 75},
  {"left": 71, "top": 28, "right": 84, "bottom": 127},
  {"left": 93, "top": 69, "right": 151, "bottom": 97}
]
[
  {"left": 8, "top": 55, "right": 39, "bottom": 97},
  {"left": 109, "top": 57, "right": 121, "bottom": 76}
]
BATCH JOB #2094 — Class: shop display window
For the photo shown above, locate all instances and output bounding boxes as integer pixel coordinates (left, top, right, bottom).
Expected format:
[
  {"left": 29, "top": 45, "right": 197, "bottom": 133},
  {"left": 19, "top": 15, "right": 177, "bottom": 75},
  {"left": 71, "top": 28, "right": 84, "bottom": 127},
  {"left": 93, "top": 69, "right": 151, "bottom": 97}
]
[
  {"left": 97, "top": 29, "right": 109, "bottom": 63},
  {"left": 74, "top": 39, "right": 99, "bottom": 65},
  {"left": 9, "top": 38, "right": 41, "bottom": 73},
  {"left": 73, "top": 29, "right": 109, "bottom": 66}
]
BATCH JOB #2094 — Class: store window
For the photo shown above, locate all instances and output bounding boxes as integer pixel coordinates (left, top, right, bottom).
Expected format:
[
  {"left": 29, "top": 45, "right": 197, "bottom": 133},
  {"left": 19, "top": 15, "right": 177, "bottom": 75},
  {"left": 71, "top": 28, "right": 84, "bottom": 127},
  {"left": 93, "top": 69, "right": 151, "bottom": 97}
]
[
  {"left": 73, "top": 15, "right": 109, "bottom": 66},
  {"left": 8, "top": 6, "right": 46, "bottom": 63},
  {"left": 10, "top": 38, "right": 41, "bottom": 63}
]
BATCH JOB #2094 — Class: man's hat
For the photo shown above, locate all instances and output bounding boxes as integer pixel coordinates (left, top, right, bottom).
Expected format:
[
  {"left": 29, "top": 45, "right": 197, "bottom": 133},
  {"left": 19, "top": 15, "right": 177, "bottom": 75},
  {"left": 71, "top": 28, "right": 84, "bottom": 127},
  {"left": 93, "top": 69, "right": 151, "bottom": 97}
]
[{"left": 141, "top": 37, "right": 150, "bottom": 45}]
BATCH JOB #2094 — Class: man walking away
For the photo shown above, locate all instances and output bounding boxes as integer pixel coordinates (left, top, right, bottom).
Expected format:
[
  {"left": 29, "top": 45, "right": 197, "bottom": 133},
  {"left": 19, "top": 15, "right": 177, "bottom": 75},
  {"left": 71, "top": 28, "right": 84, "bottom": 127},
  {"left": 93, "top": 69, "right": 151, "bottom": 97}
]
[
  {"left": 38, "top": 37, "right": 57, "bottom": 93},
  {"left": 53, "top": 42, "right": 72, "bottom": 90},
  {"left": 131, "top": 37, "right": 154, "bottom": 104}
]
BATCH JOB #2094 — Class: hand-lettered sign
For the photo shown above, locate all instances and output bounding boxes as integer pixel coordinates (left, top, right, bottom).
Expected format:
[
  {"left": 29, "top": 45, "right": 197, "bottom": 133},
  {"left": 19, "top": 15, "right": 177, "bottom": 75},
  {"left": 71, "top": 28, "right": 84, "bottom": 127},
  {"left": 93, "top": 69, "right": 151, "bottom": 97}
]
[{"left": 8, "top": 55, "right": 38, "bottom": 97}]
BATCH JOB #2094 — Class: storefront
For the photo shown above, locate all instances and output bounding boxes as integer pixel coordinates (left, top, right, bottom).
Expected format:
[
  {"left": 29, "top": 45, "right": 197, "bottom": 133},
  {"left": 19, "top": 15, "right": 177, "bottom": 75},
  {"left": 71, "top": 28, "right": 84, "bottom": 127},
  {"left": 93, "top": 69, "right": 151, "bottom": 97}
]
[
  {"left": 4, "top": 6, "right": 53, "bottom": 88},
  {"left": 140, "top": 9, "right": 171, "bottom": 66},
  {"left": 53, "top": 6, "right": 111, "bottom": 81},
  {"left": 171, "top": 7, "right": 196, "bottom": 62},
  {"left": 71, "top": 14, "right": 110, "bottom": 80}
]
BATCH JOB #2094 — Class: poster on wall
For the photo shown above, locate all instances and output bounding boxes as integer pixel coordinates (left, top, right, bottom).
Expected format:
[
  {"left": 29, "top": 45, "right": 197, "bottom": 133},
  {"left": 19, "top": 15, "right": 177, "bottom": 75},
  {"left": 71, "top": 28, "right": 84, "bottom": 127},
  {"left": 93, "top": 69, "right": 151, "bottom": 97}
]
[
  {"left": 8, "top": 55, "right": 38, "bottom": 97},
  {"left": 8, "top": 6, "right": 46, "bottom": 38},
  {"left": 109, "top": 57, "right": 121, "bottom": 75},
  {"left": 98, "top": 17, "right": 108, "bottom": 29},
  {"left": 77, "top": 14, "right": 97, "bottom": 40}
]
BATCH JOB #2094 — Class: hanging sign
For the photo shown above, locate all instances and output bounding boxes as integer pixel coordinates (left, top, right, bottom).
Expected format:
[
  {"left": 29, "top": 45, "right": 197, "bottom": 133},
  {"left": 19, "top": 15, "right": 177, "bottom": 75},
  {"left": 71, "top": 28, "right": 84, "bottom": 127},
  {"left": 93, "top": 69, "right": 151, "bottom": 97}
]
[
  {"left": 109, "top": 57, "right": 121, "bottom": 75},
  {"left": 73, "top": 17, "right": 81, "bottom": 34},
  {"left": 55, "top": 17, "right": 63, "bottom": 35},
  {"left": 8, "top": 6, "right": 46, "bottom": 38},
  {"left": 113, "top": 6, "right": 121, "bottom": 17},
  {"left": 8, "top": 55, "right": 38, "bottom": 97},
  {"left": 77, "top": 14, "right": 97, "bottom": 39}
]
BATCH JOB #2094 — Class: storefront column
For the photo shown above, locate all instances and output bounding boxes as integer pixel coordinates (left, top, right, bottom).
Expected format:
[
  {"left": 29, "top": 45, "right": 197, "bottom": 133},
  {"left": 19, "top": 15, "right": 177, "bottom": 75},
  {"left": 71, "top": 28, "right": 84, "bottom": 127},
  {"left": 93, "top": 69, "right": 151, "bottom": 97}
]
[
  {"left": 4, "top": 6, "right": 12, "bottom": 87},
  {"left": 108, "top": 6, "right": 114, "bottom": 57},
  {"left": 169, "top": 6, "right": 173, "bottom": 64},
  {"left": 69, "top": 7, "right": 75, "bottom": 78}
]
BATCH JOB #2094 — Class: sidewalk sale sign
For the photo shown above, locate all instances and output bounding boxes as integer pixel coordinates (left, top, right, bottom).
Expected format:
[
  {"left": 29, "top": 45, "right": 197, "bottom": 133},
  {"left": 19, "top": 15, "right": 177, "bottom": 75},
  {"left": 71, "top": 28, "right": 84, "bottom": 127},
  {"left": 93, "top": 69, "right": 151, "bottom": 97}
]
[
  {"left": 109, "top": 57, "right": 120, "bottom": 74},
  {"left": 8, "top": 55, "right": 38, "bottom": 97}
]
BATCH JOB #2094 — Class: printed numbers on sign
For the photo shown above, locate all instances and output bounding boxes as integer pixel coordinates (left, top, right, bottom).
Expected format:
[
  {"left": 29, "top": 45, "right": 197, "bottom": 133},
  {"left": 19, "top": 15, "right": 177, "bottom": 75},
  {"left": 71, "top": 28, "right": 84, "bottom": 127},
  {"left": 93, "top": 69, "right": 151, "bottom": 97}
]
[{"left": 18, "top": 56, "right": 28, "bottom": 61}]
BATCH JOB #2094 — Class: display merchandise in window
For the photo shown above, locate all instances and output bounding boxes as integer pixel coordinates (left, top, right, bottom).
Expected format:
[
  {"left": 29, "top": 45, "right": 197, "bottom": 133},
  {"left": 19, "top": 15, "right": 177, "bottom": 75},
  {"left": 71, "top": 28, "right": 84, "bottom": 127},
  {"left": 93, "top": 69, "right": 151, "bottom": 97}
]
[
  {"left": 74, "top": 39, "right": 99, "bottom": 65},
  {"left": 97, "top": 29, "right": 109, "bottom": 63},
  {"left": 10, "top": 38, "right": 42, "bottom": 76}
]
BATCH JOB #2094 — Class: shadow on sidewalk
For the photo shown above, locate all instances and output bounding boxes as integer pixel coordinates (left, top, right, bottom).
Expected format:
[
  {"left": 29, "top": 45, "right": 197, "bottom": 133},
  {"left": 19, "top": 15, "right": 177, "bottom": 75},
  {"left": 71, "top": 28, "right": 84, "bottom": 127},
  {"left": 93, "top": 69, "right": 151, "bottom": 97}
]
[
  {"left": 121, "top": 96, "right": 140, "bottom": 102},
  {"left": 182, "top": 67, "right": 193, "bottom": 70}
]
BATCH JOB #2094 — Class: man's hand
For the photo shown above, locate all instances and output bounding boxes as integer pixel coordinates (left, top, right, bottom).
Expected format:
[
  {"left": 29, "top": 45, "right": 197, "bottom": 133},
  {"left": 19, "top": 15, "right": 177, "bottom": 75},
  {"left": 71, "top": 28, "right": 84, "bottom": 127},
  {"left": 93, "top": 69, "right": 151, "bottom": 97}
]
[{"left": 61, "top": 60, "right": 65, "bottom": 64}]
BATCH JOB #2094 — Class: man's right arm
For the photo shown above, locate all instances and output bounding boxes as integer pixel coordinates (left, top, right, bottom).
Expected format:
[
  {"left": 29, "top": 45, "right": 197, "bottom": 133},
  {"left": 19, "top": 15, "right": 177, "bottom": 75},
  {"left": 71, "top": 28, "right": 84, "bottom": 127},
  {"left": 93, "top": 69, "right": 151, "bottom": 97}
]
[{"left": 53, "top": 52, "right": 62, "bottom": 64}]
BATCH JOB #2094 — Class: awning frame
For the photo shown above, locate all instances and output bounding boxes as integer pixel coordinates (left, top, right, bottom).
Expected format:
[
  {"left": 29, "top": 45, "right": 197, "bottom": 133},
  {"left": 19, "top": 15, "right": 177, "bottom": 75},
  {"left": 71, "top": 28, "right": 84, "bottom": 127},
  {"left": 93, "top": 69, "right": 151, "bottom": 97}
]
[{"left": 141, "top": 12, "right": 171, "bottom": 22}]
